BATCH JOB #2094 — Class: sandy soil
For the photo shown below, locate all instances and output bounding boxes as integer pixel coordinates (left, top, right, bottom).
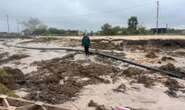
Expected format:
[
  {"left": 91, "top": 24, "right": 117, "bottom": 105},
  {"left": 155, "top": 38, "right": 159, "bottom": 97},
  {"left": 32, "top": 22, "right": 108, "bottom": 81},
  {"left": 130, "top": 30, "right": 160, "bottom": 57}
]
[
  {"left": 0, "top": 37, "right": 185, "bottom": 110},
  {"left": 40, "top": 35, "right": 185, "bottom": 40}
]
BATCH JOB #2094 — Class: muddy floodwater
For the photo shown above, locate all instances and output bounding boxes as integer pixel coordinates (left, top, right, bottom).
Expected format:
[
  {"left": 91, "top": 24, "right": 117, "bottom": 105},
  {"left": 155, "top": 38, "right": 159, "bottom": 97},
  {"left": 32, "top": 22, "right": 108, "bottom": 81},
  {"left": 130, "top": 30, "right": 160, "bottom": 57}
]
[{"left": 0, "top": 36, "right": 185, "bottom": 110}]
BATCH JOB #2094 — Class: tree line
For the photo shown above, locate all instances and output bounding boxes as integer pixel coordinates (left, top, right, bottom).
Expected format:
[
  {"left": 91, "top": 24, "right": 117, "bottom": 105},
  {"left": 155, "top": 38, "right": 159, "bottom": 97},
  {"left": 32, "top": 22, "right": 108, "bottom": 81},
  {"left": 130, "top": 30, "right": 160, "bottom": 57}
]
[
  {"left": 22, "top": 17, "right": 185, "bottom": 36},
  {"left": 98, "top": 16, "right": 150, "bottom": 35}
]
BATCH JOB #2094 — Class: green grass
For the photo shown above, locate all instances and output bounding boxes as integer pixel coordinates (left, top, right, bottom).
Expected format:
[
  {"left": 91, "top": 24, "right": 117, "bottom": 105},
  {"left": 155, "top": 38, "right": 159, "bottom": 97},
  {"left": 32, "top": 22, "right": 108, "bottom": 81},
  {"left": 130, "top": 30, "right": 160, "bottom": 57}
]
[
  {"left": 0, "top": 68, "right": 9, "bottom": 77},
  {"left": 0, "top": 68, "right": 18, "bottom": 97},
  {"left": 0, "top": 83, "right": 18, "bottom": 97}
]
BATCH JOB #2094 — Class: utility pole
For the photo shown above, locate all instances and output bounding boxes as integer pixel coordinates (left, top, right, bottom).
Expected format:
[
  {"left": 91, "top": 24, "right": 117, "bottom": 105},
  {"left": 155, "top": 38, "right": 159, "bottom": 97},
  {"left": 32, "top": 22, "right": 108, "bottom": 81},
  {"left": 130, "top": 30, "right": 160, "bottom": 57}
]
[
  {"left": 156, "top": 0, "right": 159, "bottom": 34},
  {"left": 16, "top": 20, "right": 20, "bottom": 34},
  {"left": 6, "top": 15, "right": 10, "bottom": 33}
]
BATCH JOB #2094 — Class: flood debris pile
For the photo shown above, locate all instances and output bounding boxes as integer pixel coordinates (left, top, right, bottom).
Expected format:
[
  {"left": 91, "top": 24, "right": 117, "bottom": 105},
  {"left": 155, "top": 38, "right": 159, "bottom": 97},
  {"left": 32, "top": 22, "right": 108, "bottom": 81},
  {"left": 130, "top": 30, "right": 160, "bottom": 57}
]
[
  {"left": 19, "top": 37, "right": 59, "bottom": 44},
  {"left": 0, "top": 53, "right": 29, "bottom": 65},
  {"left": 95, "top": 53, "right": 125, "bottom": 66},
  {"left": 0, "top": 52, "right": 9, "bottom": 59},
  {"left": 145, "top": 52, "right": 158, "bottom": 58},
  {"left": 164, "top": 78, "right": 184, "bottom": 97},
  {"left": 25, "top": 55, "right": 121, "bottom": 104},
  {"left": 161, "top": 56, "right": 175, "bottom": 62},
  {"left": 0, "top": 67, "right": 25, "bottom": 97},
  {"left": 88, "top": 100, "right": 109, "bottom": 110},
  {"left": 8, "top": 54, "right": 29, "bottom": 60},
  {"left": 113, "top": 84, "right": 127, "bottom": 93},
  {"left": 88, "top": 100, "right": 148, "bottom": 110},
  {"left": 121, "top": 67, "right": 155, "bottom": 88},
  {"left": 0, "top": 67, "right": 25, "bottom": 90},
  {"left": 90, "top": 39, "right": 185, "bottom": 52},
  {"left": 0, "top": 83, "right": 17, "bottom": 97},
  {"left": 137, "top": 75, "right": 155, "bottom": 88},
  {"left": 168, "top": 50, "right": 185, "bottom": 57},
  {"left": 159, "top": 63, "right": 179, "bottom": 72},
  {"left": 91, "top": 40, "right": 123, "bottom": 51},
  {"left": 122, "top": 67, "right": 144, "bottom": 78}
]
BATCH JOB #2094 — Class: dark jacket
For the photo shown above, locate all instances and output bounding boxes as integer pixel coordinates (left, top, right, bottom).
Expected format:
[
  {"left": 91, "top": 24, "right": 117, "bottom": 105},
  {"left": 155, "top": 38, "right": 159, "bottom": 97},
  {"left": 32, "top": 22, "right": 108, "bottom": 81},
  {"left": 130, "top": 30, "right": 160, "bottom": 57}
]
[{"left": 82, "top": 36, "right": 90, "bottom": 47}]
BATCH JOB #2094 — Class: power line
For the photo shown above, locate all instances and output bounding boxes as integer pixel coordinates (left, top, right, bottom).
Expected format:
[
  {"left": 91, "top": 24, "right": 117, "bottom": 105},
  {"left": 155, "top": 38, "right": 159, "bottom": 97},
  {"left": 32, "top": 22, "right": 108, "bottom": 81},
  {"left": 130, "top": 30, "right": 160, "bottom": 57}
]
[
  {"left": 156, "top": 0, "right": 159, "bottom": 34},
  {"left": 6, "top": 15, "right": 10, "bottom": 33}
]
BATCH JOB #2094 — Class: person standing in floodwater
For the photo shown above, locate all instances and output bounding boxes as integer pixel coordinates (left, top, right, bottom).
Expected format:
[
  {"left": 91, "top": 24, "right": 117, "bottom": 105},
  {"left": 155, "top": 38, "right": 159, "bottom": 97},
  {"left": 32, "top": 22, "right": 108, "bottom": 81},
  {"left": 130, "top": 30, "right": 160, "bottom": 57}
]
[{"left": 82, "top": 34, "right": 91, "bottom": 56}]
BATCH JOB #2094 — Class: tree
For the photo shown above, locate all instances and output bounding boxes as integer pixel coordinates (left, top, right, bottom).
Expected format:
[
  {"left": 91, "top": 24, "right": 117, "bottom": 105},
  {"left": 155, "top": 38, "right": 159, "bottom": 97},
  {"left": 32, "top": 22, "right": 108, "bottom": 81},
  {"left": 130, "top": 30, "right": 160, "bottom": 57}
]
[
  {"left": 128, "top": 16, "right": 138, "bottom": 30},
  {"left": 121, "top": 27, "right": 128, "bottom": 35},
  {"left": 48, "top": 28, "right": 65, "bottom": 35},
  {"left": 101, "top": 23, "right": 113, "bottom": 35},
  {"left": 112, "top": 26, "right": 122, "bottom": 35},
  {"left": 22, "top": 18, "right": 47, "bottom": 35}
]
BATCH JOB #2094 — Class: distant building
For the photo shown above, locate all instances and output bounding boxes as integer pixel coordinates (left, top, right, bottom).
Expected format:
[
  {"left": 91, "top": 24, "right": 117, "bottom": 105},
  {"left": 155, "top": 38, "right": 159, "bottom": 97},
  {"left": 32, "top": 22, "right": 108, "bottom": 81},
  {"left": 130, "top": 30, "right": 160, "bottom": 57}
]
[{"left": 151, "top": 28, "right": 167, "bottom": 34}]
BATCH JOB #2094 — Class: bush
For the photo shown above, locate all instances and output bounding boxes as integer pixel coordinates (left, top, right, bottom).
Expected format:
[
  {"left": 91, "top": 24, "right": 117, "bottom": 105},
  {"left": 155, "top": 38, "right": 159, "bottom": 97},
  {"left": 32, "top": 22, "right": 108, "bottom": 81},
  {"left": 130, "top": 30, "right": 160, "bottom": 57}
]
[{"left": 0, "top": 83, "right": 18, "bottom": 97}]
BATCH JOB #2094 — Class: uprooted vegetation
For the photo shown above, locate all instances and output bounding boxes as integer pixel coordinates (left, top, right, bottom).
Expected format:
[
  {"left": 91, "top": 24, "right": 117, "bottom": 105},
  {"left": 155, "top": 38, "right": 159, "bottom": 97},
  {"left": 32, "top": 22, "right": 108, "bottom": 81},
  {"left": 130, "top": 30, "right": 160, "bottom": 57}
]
[
  {"left": 0, "top": 67, "right": 25, "bottom": 90},
  {"left": 168, "top": 50, "right": 185, "bottom": 57},
  {"left": 0, "top": 53, "right": 29, "bottom": 65},
  {"left": 113, "top": 84, "right": 127, "bottom": 93},
  {"left": 90, "top": 39, "right": 185, "bottom": 51},
  {"left": 145, "top": 52, "right": 158, "bottom": 58},
  {"left": 19, "top": 37, "right": 59, "bottom": 44},
  {"left": 88, "top": 100, "right": 109, "bottom": 110},
  {"left": 25, "top": 55, "right": 121, "bottom": 104},
  {"left": 159, "top": 63, "right": 179, "bottom": 72},
  {"left": 88, "top": 100, "right": 148, "bottom": 110},
  {"left": 26, "top": 53, "right": 163, "bottom": 104},
  {"left": 0, "top": 52, "right": 9, "bottom": 59},
  {"left": 121, "top": 67, "right": 155, "bottom": 88},
  {"left": 164, "top": 78, "right": 184, "bottom": 97},
  {"left": 0, "top": 83, "right": 17, "bottom": 97},
  {"left": 0, "top": 67, "right": 25, "bottom": 97},
  {"left": 161, "top": 56, "right": 175, "bottom": 62}
]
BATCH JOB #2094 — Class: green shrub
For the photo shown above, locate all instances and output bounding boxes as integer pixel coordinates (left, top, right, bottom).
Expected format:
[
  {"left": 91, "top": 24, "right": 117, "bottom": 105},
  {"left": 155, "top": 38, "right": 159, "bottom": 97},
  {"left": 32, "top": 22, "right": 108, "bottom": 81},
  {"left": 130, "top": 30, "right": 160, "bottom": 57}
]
[{"left": 0, "top": 83, "right": 18, "bottom": 97}]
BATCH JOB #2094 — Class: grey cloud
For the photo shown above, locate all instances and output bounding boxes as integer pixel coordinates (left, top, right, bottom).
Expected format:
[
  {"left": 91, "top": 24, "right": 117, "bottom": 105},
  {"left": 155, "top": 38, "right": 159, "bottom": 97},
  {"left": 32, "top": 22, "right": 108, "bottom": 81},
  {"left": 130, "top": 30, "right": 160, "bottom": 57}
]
[{"left": 0, "top": 0, "right": 184, "bottom": 32}]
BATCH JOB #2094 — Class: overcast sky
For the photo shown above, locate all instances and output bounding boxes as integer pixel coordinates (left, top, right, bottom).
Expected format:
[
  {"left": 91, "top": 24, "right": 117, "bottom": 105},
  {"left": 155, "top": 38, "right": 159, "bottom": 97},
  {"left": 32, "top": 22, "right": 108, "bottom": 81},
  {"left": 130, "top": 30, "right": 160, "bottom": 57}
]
[{"left": 0, "top": 0, "right": 184, "bottom": 32}]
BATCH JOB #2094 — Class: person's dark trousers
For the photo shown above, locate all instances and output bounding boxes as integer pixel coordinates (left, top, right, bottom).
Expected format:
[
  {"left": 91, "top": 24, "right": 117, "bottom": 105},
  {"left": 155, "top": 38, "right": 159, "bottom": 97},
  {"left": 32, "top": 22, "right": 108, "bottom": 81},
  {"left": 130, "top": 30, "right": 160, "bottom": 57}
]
[{"left": 84, "top": 46, "right": 89, "bottom": 56}]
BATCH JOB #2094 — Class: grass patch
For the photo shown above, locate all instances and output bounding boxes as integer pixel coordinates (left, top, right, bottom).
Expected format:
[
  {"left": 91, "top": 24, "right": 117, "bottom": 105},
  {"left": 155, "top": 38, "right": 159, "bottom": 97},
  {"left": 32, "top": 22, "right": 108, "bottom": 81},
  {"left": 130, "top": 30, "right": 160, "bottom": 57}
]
[
  {"left": 0, "top": 68, "right": 9, "bottom": 77},
  {"left": 0, "top": 83, "right": 18, "bottom": 97}
]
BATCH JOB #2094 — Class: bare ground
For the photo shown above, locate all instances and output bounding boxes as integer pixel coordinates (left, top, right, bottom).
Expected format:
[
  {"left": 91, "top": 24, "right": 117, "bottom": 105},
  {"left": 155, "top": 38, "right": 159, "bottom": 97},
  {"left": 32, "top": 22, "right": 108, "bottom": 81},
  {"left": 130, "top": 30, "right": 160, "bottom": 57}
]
[{"left": 0, "top": 36, "right": 185, "bottom": 110}]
